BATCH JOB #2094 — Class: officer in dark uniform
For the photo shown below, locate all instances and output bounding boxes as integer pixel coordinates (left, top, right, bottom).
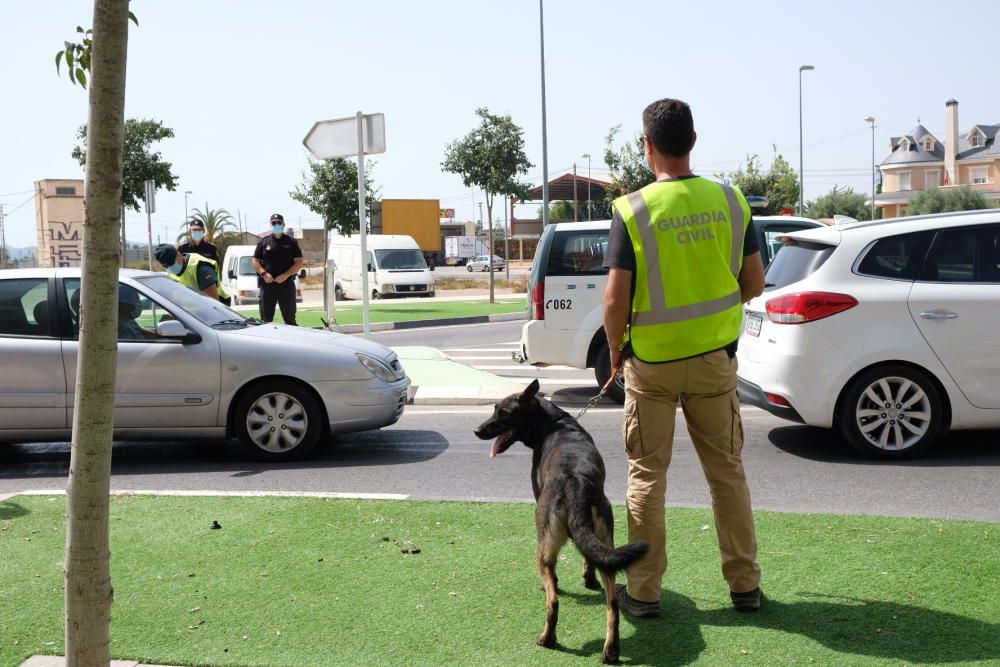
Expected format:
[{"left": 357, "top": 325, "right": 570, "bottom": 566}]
[
  {"left": 252, "top": 213, "right": 303, "bottom": 325},
  {"left": 177, "top": 219, "right": 220, "bottom": 263}
]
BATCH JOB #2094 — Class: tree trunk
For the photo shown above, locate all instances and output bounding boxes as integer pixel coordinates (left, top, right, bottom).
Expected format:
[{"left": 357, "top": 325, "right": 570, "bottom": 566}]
[{"left": 65, "top": 1, "right": 129, "bottom": 665}]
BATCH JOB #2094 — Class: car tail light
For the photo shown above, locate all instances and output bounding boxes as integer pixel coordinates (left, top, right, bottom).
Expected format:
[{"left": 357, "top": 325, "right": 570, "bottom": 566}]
[
  {"left": 531, "top": 281, "right": 545, "bottom": 320},
  {"left": 765, "top": 392, "right": 791, "bottom": 407},
  {"left": 765, "top": 292, "right": 858, "bottom": 324}
]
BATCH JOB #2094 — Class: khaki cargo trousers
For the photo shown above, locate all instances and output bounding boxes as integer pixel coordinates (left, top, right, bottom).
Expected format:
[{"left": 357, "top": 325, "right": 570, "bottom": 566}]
[{"left": 622, "top": 349, "right": 761, "bottom": 602}]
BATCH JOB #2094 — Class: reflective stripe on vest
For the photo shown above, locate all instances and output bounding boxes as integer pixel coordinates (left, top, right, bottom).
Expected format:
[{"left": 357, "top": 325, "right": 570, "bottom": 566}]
[
  {"left": 170, "top": 253, "right": 227, "bottom": 298},
  {"left": 625, "top": 183, "right": 746, "bottom": 328},
  {"left": 615, "top": 178, "right": 751, "bottom": 362}
]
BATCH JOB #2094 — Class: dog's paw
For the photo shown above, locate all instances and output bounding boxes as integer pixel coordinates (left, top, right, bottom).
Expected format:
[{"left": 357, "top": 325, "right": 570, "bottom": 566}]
[
  {"left": 537, "top": 633, "right": 557, "bottom": 649},
  {"left": 601, "top": 647, "right": 620, "bottom": 664},
  {"left": 583, "top": 576, "right": 601, "bottom": 591}
]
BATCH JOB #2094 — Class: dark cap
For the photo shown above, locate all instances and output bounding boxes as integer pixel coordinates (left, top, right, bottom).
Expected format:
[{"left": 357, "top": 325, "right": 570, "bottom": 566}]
[
  {"left": 154, "top": 244, "right": 178, "bottom": 267},
  {"left": 269, "top": 213, "right": 285, "bottom": 224},
  {"left": 188, "top": 219, "right": 205, "bottom": 230}
]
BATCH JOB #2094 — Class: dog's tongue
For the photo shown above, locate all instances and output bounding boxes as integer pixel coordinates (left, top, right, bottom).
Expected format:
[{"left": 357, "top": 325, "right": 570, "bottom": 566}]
[{"left": 490, "top": 431, "right": 511, "bottom": 459}]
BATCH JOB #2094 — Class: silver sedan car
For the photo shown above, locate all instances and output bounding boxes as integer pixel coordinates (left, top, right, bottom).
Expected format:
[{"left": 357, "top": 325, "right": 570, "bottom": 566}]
[{"left": 0, "top": 268, "right": 410, "bottom": 460}]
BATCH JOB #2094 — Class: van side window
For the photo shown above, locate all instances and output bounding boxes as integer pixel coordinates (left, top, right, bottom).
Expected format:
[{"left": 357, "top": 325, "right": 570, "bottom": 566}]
[{"left": 546, "top": 231, "right": 609, "bottom": 276}]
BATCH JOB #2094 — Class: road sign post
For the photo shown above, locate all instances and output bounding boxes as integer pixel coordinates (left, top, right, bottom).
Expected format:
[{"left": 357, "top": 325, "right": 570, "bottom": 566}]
[
  {"left": 143, "top": 179, "right": 156, "bottom": 271},
  {"left": 303, "top": 113, "right": 386, "bottom": 338}
]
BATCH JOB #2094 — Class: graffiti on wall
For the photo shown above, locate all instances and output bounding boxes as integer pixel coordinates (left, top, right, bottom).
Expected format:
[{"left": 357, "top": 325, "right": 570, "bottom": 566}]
[{"left": 43, "top": 219, "right": 84, "bottom": 267}]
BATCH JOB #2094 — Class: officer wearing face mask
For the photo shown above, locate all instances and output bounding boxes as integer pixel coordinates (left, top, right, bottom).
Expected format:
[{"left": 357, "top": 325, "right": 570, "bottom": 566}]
[
  {"left": 251, "top": 213, "right": 303, "bottom": 325},
  {"left": 177, "top": 219, "right": 220, "bottom": 264},
  {"left": 154, "top": 244, "right": 228, "bottom": 303}
]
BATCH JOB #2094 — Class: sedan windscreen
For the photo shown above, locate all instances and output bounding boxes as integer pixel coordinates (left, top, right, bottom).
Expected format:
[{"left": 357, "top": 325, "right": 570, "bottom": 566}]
[{"left": 764, "top": 241, "right": 836, "bottom": 290}]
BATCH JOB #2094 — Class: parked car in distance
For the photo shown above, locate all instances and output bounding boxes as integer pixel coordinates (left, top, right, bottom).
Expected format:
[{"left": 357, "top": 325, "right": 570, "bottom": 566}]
[
  {"left": 0, "top": 268, "right": 410, "bottom": 460},
  {"left": 737, "top": 210, "right": 1000, "bottom": 458},
  {"left": 221, "top": 244, "right": 304, "bottom": 306},
  {"left": 516, "top": 213, "right": 821, "bottom": 403},
  {"left": 466, "top": 255, "right": 506, "bottom": 272}
]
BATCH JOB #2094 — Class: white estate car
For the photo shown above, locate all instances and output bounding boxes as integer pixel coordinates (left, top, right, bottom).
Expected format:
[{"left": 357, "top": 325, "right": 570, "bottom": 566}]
[
  {"left": 517, "top": 216, "right": 821, "bottom": 403},
  {"left": 737, "top": 210, "right": 1000, "bottom": 458}
]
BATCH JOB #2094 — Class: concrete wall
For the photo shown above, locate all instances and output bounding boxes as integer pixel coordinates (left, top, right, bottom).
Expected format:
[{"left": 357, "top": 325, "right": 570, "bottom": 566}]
[{"left": 34, "top": 179, "right": 85, "bottom": 267}]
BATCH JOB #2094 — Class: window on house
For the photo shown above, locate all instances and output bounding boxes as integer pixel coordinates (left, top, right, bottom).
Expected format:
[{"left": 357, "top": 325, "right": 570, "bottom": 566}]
[
  {"left": 925, "top": 171, "right": 941, "bottom": 188},
  {"left": 923, "top": 138, "right": 934, "bottom": 151},
  {"left": 898, "top": 139, "right": 909, "bottom": 152},
  {"left": 970, "top": 133, "right": 985, "bottom": 148},
  {"left": 971, "top": 167, "right": 989, "bottom": 185},
  {"left": 54, "top": 186, "right": 76, "bottom": 196},
  {"left": 898, "top": 172, "right": 912, "bottom": 190}
]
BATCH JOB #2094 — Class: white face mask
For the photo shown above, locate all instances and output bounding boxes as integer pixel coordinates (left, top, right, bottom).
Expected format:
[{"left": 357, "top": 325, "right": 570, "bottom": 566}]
[
  {"left": 167, "top": 262, "right": 183, "bottom": 275},
  {"left": 191, "top": 230, "right": 205, "bottom": 242}
]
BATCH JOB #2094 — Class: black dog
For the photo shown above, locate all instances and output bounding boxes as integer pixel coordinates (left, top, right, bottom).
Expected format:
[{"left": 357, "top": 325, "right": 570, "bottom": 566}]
[{"left": 474, "top": 379, "right": 648, "bottom": 664}]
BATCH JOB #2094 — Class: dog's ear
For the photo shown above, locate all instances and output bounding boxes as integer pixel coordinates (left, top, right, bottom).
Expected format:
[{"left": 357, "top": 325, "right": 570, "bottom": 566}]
[{"left": 519, "top": 378, "right": 540, "bottom": 403}]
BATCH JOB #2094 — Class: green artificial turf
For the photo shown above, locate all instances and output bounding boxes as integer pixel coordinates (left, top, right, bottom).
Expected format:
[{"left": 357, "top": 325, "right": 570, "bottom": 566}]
[
  {"left": 265, "top": 297, "right": 526, "bottom": 327},
  {"left": 0, "top": 495, "right": 996, "bottom": 666}
]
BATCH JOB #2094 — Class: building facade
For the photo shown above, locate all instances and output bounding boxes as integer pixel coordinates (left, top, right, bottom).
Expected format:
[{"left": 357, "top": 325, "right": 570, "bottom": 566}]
[
  {"left": 34, "top": 179, "right": 85, "bottom": 267},
  {"left": 876, "top": 100, "right": 1000, "bottom": 217}
]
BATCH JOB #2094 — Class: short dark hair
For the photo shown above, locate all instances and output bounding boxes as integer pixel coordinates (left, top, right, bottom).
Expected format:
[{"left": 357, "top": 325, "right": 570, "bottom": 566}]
[{"left": 642, "top": 98, "right": 695, "bottom": 158}]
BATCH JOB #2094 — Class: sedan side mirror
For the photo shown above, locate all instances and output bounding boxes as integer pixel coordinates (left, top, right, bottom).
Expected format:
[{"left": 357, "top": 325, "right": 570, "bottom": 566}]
[{"left": 157, "top": 319, "right": 200, "bottom": 344}]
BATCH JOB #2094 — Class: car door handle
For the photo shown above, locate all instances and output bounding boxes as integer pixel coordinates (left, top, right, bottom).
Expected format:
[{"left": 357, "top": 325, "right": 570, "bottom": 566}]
[{"left": 920, "top": 310, "right": 959, "bottom": 320}]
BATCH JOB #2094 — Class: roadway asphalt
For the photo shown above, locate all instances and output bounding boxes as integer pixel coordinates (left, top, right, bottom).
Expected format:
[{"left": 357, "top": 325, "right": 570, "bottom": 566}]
[{"left": 2, "top": 321, "right": 998, "bottom": 522}]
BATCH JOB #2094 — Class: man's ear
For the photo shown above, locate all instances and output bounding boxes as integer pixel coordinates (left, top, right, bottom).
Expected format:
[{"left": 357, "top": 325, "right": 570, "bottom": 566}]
[{"left": 519, "top": 378, "right": 540, "bottom": 402}]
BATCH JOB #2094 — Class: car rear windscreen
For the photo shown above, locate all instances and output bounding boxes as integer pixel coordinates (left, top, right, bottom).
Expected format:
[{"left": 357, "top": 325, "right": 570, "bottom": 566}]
[
  {"left": 764, "top": 240, "right": 836, "bottom": 290},
  {"left": 545, "top": 230, "right": 609, "bottom": 276}
]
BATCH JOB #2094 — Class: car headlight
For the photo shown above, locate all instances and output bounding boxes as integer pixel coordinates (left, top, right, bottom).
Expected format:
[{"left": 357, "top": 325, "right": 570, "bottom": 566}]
[{"left": 356, "top": 353, "right": 397, "bottom": 382}]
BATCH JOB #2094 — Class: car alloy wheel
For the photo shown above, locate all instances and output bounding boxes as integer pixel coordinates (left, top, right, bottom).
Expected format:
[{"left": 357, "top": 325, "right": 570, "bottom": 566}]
[
  {"left": 235, "top": 380, "right": 322, "bottom": 461},
  {"left": 247, "top": 392, "right": 308, "bottom": 453},
  {"left": 838, "top": 365, "right": 942, "bottom": 459}
]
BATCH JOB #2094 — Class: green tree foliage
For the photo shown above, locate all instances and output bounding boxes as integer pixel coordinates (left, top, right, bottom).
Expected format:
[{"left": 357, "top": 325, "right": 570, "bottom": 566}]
[
  {"left": 54, "top": 11, "right": 136, "bottom": 88},
  {"left": 717, "top": 153, "right": 800, "bottom": 215},
  {"left": 72, "top": 118, "right": 178, "bottom": 212},
  {"left": 603, "top": 125, "right": 654, "bottom": 202},
  {"left": 290, "top": 157, "right": 379, "bottom": 237},
  {"left": 536, "top": 200, "right": 575, "bottom": 221},
  {"left": 907, "top": 186, "right": 991, "bottom": 215},
  {"left": 806, "top": 185, "right": 874, "bottom": 221},
  {"left": 442, "top": 107, "right": 532, "bottom": 231}
]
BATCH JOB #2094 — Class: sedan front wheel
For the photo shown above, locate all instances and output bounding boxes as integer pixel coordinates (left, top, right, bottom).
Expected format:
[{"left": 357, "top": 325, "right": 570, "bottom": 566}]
[
  {"left": 235, "top": 380, "right": 323, "bottom": 461},
  {"left": 837, "top": 365, "right": 942, "bottom": 459}
]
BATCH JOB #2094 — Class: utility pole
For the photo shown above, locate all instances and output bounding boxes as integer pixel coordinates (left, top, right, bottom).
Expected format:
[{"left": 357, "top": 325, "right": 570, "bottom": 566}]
[
  {"left": 539, "top": 0, "right": 550, "bottom": 227},
  {"left": 573, "top": 163, "right": 579, "bottom": 221},
  {"left": 0, "top": 204, "right": 6, "bottom": 269}
]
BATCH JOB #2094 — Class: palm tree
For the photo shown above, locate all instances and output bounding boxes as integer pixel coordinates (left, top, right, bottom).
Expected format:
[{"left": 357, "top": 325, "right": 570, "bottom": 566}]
[{"left": 177, "top": 204, "right": 237, "bottom": 243}]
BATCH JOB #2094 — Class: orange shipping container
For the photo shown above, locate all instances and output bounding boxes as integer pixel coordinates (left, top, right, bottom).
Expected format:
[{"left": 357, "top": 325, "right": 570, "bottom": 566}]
[{"left": 380, "top": 199, "right": 441, "bottom": 251}]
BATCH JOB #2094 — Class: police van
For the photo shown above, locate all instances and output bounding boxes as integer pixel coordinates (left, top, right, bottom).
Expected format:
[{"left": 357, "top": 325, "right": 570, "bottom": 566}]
[{"left": 516, "top": 212, "right": 821, "bottom": 403}]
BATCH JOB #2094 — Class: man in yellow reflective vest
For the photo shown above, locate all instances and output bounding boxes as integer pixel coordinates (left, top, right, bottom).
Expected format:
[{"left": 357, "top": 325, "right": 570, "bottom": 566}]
[
  {"left": 154, "top": 244, "right": 229, "bottom": 304},
  {"left": 602, "top": 98, "right": 766, "bottom": 617}
]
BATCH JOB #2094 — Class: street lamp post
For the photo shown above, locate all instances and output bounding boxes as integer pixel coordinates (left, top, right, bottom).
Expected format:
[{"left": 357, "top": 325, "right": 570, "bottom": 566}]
[
  {"left": 798, "top": 65, "right": 814, "bottom": 215},
  {"left": 539, "top": 0, "right": 550, "bottom": 227},
  {"left": 864, "top": 116, "right": 876, "bottom": 220},
  {"left": 581, "top": 153, "right": 592, "bottom": 220},
  {"left": 184, "top": 190, "right": 192, "bottom": 225}
]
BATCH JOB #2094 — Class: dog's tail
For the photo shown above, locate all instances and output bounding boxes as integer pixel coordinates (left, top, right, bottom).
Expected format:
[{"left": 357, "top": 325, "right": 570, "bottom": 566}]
[{"left": 568, "top": 495, "right": 648, "bottom": 574}]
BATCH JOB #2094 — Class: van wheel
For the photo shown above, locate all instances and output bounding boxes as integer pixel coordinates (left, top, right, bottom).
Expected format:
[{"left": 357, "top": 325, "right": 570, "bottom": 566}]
[
  {"left": 372, "top": 290, "right": 381, "bottom": 300},
  {"left": 334, "top": 284, "right": 344, "bottom": 300},
  {"left": 234, "top": 380, "right": 322, "bottom": 461},
  {"left": 837, "top": 365, "right": 942, "bottom": 459},
  {"left": 594, "top": 342, "right": 626, "bottom": 404}
]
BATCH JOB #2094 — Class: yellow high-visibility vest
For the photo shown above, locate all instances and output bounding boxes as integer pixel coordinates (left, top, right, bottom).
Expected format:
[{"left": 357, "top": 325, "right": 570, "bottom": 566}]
[
  {"left": 614, "top": 177, "right": 751, "bottom": 362},
  {"left": 170, "top": 252, "right": 228, "bottom": 299}
]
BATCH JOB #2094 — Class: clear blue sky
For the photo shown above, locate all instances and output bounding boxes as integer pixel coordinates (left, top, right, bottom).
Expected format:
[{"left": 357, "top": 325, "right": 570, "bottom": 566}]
[{"left": 3, "top": 0, "right": 999, "bottom": 249}]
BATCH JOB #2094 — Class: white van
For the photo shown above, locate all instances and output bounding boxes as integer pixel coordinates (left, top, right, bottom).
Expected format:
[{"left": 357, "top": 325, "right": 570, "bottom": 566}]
[
  {"left": 222, "top": 245, "right": 304, "bottom": 306},
  {"left": 329, "top": 234, "right": 435, "bottom": 300}
]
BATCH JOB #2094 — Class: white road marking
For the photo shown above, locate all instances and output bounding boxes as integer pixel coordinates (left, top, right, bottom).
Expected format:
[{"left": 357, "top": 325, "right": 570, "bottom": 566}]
[
  {"left": 445, "top": 355, "right": 518, "bottom": 360},
  {"left": 14, "top": 489, "right": 409, "bottom": 500},
  {"left": 472, "top": 364, "right": 579, "bottom": 371}
]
